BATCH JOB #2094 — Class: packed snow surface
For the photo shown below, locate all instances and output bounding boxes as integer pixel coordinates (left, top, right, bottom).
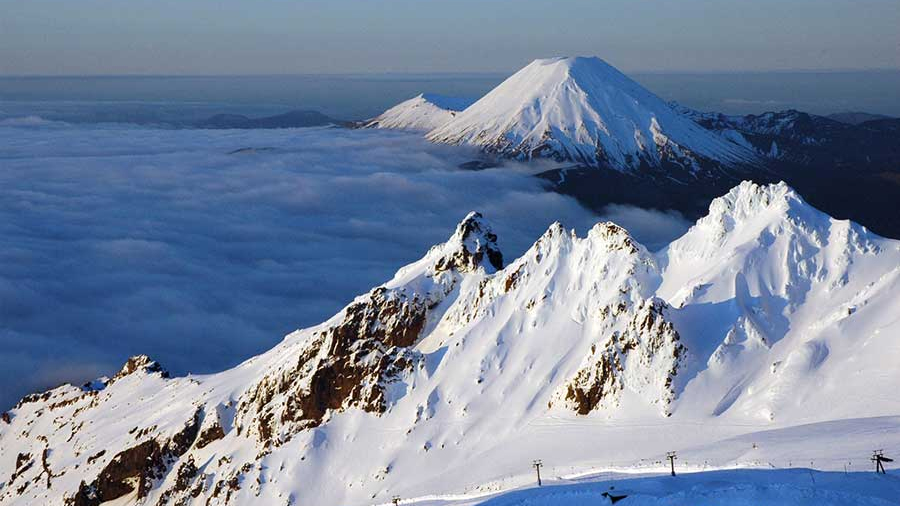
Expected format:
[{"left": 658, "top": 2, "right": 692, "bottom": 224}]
[
  {"left": 456, "top": 468, "right": 900, "bottom": 506},
  {"left": 427, "top": 57, "right": 757, "bottom": 170},
  {"left": 2, "top": 182, "right": 900, "bottom": 506}
]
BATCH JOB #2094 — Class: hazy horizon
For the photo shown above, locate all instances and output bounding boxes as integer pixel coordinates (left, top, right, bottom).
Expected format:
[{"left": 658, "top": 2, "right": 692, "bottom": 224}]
[
  {"left": 4, "top": 0, "right": 899, "bottom": 75},
  {"left": 4, "top": 69, "right": 900, "bottom": 121},
  {"left": 5, "top": 66, "right": 900, "bottom": 78}
]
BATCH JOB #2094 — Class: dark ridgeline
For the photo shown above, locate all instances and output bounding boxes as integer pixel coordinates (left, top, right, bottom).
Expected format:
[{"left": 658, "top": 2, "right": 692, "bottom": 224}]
[
  {"left": 196, "top": 110, "right": 347, "bottom": 129},
  {"left": 536, "top": 112, "right": 900, "bottom": 240}
]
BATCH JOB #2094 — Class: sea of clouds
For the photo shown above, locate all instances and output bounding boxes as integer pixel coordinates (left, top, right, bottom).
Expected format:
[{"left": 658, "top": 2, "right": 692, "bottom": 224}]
[{"left": 0, "top": 119, "right": 690, "bottom": 409}]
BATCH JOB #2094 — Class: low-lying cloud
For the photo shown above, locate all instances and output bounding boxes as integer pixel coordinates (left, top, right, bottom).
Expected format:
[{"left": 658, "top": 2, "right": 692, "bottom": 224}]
[
  {"left": 0, "top": 121, "right": 691, "bottom": 409},
  {"left": 597, "top": 204, "right": 692, "bottom": 252}
]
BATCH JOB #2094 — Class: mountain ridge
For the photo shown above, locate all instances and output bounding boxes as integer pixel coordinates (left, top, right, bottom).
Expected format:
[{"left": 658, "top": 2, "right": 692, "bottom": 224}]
[
  {"left": 3, "top": 181, "right": 900, "bottom": 506},
  {"left": 365, "top": 93, "right": 473, "bottom": 131}
]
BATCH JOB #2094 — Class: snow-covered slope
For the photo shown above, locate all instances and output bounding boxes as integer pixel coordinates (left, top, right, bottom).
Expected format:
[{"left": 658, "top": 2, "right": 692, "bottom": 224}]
[
  {"left": 366, "top": 94, "right": 473, "bottom": 131},
  {"left": 659, "top": 181, "right": 900, "bottom": 422},
  {"left": 3, "top": 182, "right": 900, "bottom": 506},
  {"left": 426, "top": 57, "right": 757, "bottom": 171}
]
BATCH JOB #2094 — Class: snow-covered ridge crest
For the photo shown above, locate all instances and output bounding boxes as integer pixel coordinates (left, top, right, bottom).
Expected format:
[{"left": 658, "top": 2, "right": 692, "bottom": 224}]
[
  {"left": 365, "top": 93, "right": 473, "bottom": 131},
  {"left": 426, "top": 56, "right": 757, "bottom": 171},
  {"left": 664, "top": 180, "right": 879, "bottom": 265},
  {"left": 235, "top": 211, "right": 503, "bottom": 445},
  {"left": 690, "top": 180, "right": 801, "bottom": 243},
  {"left": 431, "top": 218, "right": 684, "bottom": 420}
]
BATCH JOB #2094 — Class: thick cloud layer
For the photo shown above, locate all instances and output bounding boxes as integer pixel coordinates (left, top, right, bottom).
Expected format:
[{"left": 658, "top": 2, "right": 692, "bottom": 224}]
[{"left": 0, "top": 121, "right": 689, "bottom": 409}]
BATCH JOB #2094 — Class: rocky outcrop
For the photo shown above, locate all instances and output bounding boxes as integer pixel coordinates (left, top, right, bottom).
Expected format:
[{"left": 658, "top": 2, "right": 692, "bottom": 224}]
[
  {"left": 238, "top": 312, "right": 424, "bottom": 445},
  {"left": 111, "top": 355, "right": 168, "bottom": 383},
  {"left": 561, "top": 299, "right": 685, "bottom": 415},
  {"left": 65, "top": 409, "right": 201, "bottom": 506},
  {"left": 433, "top": 212, "right": 503, "bottom": 274}
]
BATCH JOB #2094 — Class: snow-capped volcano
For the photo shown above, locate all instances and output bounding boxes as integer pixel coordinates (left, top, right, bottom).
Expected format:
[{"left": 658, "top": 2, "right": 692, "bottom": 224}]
[
  {"left": 3, "top": 182, "right": 900, "bottom": 506},
  {"left": 426, "top": 57, "right": 757, "bottom": 171},
  {"left": 366, "top": 93, "right": 473, "bottom": 131}
]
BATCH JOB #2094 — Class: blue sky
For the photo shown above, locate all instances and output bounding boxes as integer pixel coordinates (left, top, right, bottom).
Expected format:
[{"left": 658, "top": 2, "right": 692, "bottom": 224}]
[{"left": 2, "top": 0, "right": 899, "bottom": 75}]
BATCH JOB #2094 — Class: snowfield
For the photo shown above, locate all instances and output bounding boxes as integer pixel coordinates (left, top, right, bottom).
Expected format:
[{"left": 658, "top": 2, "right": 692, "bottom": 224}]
[{"left": 2, "top": 181, "right": 900, "bottom": 506}]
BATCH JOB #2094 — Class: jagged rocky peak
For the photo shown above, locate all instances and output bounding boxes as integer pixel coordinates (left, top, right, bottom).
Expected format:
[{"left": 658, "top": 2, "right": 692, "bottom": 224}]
[
  {"left": 6, "top": 355, "right": 167, "bottom": 415},
  {"left": 236, "top": 212, "right": 503, "bottom": 445},
  {"left": 111, "top": 354, "right": 168, "bottom": 382},
  {"left": 660, "top": 179, "right": 884, "bottom": 327},
  {"left": 539, "top": 223, "right": 682, "bottom": 416},
  {"left": 586, "top": 221, "right": 642, "bottom": 253},
  {"left": 507, "top": 219, "right": 658, "bottom": 300},
  {"left": 484, "top": 219, "right": 654, "bottom": 299},
  {"left": 427, "top": 56, "right": 755, "bottom": 171},
  {"left": 432, "top": 211, "right": 503, "bottom": 274},
  {"left": 519, "top": 220, "right": 643, "bottom": 261}
]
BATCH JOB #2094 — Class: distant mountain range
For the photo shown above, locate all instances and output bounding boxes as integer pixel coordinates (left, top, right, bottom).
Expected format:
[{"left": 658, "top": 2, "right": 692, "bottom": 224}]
[
  {"left": 369, "top": 57, "right": 900, "bottom": 239},
  {"left": 196, "top": 110, "right": 345, "bottom": 129},
  {"left": 826, "top": 111, "right": 894, "bottom": 125}
]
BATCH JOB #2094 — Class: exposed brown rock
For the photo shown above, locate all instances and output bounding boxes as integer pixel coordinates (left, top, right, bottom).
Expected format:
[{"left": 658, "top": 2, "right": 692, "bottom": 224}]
[
  {"left": 240, "top": 284, "right": 428, "bottom": 444},
  {"left": 38, "top": 447, "right": 54, "bottom": 489},
  {"left": 433, "top": 212, "right": 503, "bottom": 274},
  {"left": 49, "top": 391, "right": 96, "bottom": 411},
  {"left": 566, "top": 350, "right": 622, "bottom": 415},
  {"left": 195, "top": 423, "right": 225, "bottom": 450},
  {"left": 593, "top": 223, "right": 640, "bottom": 254},
  {"left": 8, "top": 452, "right": 33, "bottom": 486},
  {"left": 65, "top": 409, "right": 201, "bottom": 506},
  {"left": 16, "top": 391, "right": 51, "bottom": 409},
  {"left": 155, "top": 457, "right": 199, "bottom": 506},
  {"left": 173, "top": 458, "right": 198, "bottom": 493},
  {"left": 561, "top": 299, "right": 686, "bottom": 416},
  {"left": 503, "top": 264, "right": 525, "bottom": 293},
  {"left": 65, "top": 440, "right": 161, "bottom": 506},
  {"left": 86, "top": 450, "right": 106, "bottom": 465},
  {"left": 111, "top": 355, "right": 169, "bottom": 383}
]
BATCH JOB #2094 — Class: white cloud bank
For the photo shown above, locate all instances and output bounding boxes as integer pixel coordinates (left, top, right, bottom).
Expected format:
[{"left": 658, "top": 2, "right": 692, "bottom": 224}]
[{"left": 0, "top": 122, "right": 690, "bottom": 409}]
